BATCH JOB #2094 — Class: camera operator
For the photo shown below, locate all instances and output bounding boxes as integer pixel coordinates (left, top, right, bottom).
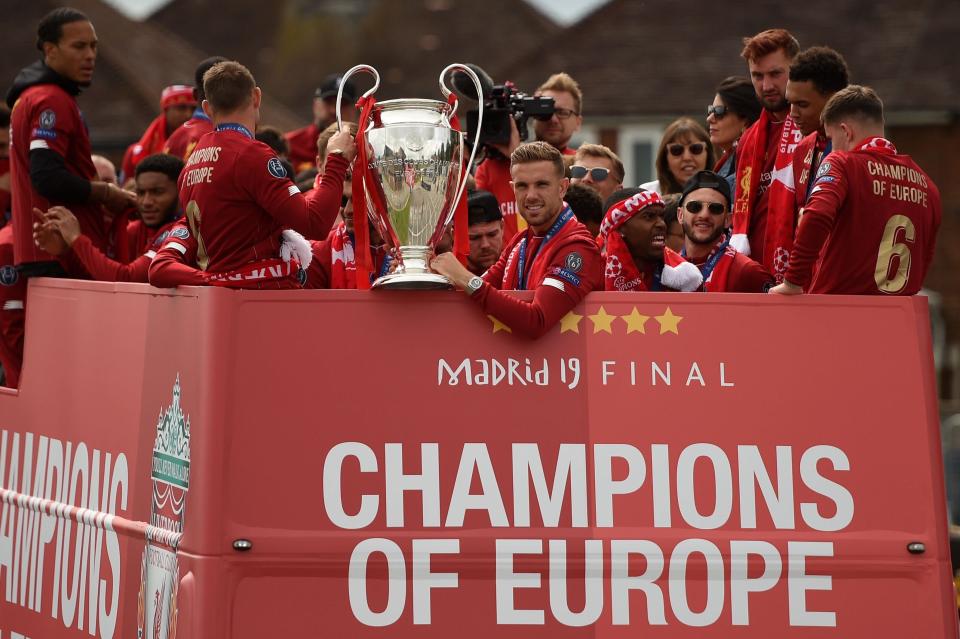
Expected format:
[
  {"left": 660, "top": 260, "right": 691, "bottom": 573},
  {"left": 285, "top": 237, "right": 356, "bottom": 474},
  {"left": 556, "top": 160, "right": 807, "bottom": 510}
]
[{"left": 475, "top": 72, "right": 583, "bottom": 241}]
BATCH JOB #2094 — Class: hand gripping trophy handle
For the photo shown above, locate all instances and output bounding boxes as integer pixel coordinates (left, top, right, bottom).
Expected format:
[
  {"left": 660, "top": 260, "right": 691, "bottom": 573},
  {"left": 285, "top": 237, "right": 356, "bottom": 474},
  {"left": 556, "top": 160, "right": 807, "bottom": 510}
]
[
  {"left": 336, "top": 64, "right": 381, "bottom": 132},
  {"left": 439, "top": 64, "right": 484, "bottom": 225}
]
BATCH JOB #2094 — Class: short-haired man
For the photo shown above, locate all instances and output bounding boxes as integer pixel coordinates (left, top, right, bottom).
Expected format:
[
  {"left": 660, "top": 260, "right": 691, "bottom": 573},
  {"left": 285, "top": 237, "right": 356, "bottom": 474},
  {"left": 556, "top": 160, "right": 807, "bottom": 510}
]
[
  {"left": 163, "top": 56, "right": 227, "bottom": 162},
  {"left": 771, "top": 86, "right": 940, "bottom": 295},
  {"left": 465, "top": 189, "right": 504, "bottom": 275},
  {"left": 286, "top": 74, "right": 358, "bottom": 173},
  {"left": 598, "top": 189, "right": 702, "bottom": 292},
  {"left": 732, "top": 28, "right": 803, "bottom": 279},
  {"left": 475, "top": 72, "right": 584, "bottom": 242},
  {"left": 120, "top": 84, "right": 196, "bottom": 185},
  {"left": 564, "top": 183, "right": 603, "bottom": 238},
  {"left": 34, "top": 153, "right": 186, "bottom": 282},
  {"left": 534, "top": 73, "right": 583, "bottom": 155},
  {"left": 432, "top": 141, "right": 602, "bottom": 338},
  {"left": 678, "top": 170, "right": 773, "bottom": 292},
  {"left": 7, "top": 7, "right": 135, "bottom": 277},
  {"left": 570, "top": 143, "right": 624, "bottom": 207},
  {"left": 150, "top": 61, "right": 355, "bottom": 289},
  {"left": 785, "top": 47, "right": 849, "bottom": 214}
]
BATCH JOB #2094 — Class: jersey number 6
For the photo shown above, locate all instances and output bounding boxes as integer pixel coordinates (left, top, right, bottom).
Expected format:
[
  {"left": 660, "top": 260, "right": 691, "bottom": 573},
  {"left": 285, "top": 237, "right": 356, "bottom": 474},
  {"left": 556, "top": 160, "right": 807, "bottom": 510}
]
[{"left": 874, "top": 214, "right": 915, "bottom": 294}]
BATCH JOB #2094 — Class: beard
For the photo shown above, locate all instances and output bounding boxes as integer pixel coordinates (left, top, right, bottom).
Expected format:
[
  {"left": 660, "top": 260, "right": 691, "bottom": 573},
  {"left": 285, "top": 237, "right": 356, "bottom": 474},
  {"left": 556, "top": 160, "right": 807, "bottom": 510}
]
[
  {"left": 761, "top": 94, "right": 788, "bottom": 113},
  {"left": 683, "top": 221, "right": 725, "bottom": 246}
]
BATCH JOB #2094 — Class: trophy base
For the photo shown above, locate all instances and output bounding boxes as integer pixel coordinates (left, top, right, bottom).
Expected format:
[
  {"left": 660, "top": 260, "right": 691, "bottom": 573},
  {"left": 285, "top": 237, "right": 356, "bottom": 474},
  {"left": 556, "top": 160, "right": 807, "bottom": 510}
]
[{"left": 372, "top": 272, "right": 453, "bottom": 290}]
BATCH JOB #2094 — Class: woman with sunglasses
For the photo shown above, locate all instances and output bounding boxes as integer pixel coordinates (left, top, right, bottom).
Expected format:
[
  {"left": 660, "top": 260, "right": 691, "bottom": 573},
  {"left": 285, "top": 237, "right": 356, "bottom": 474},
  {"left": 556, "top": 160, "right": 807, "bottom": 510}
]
[
  {"left": 706, "top": 76, "right": 762, "bottom": 196},
  {"left": 641, "top": 118, "right": 715, "bottom": 196}
]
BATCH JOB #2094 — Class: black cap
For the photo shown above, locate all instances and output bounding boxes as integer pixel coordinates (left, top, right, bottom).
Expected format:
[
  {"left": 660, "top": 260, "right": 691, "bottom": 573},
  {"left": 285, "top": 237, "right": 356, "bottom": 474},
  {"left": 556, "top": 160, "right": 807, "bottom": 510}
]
[
  {"left": 680, "top": 170, "right": 732, "bottom": 208},
  {"left": 467, "top": 189, "right": 502, "bottom": 225},
  {"left": 316, "top": 74, "right": 357, "bottom": 101}
]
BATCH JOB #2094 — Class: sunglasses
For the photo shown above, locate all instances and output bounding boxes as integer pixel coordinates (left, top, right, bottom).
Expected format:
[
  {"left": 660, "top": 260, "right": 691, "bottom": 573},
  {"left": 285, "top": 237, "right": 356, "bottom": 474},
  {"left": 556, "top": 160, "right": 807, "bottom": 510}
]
[
  {"left": 684, "top": 200, "right": 726, "bottom": 215},
  {"left": 668, "top": 143, "right": 706, "bottom": 157},
  {"left": 570, "top": 165, "right": 610, "bottom": 181},
  {"left": 706, "top": 105, "right": 729, "bottom": 119}
]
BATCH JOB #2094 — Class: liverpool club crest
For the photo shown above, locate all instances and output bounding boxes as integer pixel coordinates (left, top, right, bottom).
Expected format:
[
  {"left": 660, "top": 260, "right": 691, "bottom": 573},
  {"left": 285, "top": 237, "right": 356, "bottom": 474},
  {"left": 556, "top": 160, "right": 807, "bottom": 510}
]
[{"left": 138, "top": 375, "right": 192, "bottom": 639}]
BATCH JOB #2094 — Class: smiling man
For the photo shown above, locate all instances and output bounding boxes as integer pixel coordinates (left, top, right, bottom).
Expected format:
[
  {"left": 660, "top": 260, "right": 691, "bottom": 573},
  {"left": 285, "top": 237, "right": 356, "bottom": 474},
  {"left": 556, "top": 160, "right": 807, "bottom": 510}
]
[
  {"left": 679, "top": 171, "right": 773, "bottom": 292},
  {"left": 33, "top": 153, "right": 186, "bottom": 283},
  {"left": 432, "top": 141, "right": 602, "bottom": 339}
]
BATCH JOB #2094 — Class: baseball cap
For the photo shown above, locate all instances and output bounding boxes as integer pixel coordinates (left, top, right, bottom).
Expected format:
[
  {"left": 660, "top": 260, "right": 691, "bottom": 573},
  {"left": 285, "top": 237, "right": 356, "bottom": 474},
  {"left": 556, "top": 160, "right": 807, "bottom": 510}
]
[
  {"left": 316, "top": 74, "right": 357, "bottom": 102},
  {"left": 467, "top": 189, "right": 502, "bottom": 225},
  {"left": 680, "top": 170, "right": 732, "bottom": 207}
]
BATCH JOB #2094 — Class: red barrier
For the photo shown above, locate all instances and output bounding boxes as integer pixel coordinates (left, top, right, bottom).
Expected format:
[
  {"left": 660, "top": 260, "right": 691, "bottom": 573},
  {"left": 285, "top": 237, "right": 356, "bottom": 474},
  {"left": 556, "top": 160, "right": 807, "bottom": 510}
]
[{"left": 0, "top": 279, "right": 956, "bottom": 638}]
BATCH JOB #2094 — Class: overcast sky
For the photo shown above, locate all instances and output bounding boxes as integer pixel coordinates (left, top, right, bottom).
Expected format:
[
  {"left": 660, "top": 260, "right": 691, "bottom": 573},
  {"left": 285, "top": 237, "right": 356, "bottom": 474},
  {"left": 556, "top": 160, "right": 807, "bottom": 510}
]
[{"left": 101, "top": 0, "right": 611, "bottom": 24}]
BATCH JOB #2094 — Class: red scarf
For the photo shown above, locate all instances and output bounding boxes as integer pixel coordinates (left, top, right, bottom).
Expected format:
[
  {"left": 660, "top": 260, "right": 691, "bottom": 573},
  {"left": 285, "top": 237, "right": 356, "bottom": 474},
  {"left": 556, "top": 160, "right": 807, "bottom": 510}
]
[
  {"left": 328, "top": 224, "right": 356, "bottom": 289},
  {"left": 205, "top": 258, "right": 303, "bottom": 288},
  {"left": 597, "top": 191, "right": 702, "bottom": 292},
  {"left": 856, "top": 136, "right": 897, "bottom": 154},
  {"left": 732, "top": 110, "right": 802, "bottom": 281}
]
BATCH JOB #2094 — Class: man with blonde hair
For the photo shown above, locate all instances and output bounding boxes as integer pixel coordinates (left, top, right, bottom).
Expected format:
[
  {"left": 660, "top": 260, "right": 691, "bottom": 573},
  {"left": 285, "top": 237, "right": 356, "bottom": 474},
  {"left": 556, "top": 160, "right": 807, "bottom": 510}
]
[
  {"left": 570, "top": 143, "right": 624, "bottom": 205},
  {"left": 534, "top": 72, "right": 582, "bottom": 154},
  {"left": 476, "top": 71, "right": 586, "bottom": 242},
  {"left": 432, "top": 141, "right": 602, "bottom": 338}
]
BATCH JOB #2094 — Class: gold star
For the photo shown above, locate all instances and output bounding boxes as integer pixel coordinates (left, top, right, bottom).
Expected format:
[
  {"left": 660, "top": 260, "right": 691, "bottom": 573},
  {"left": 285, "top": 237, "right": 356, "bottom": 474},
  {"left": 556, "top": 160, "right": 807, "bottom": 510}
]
[
  {"left": 588, "top": 306, "right": 616, "bottom": 334},
  {"left": 487, "top": 315, "right": 512, "bottom": 334},
  {"left": 621, "top": 307, "right": 650, "bottom": 334},
  {"left": 655, "top": 307, "right": 683, "bottom": 335},
  {"left": 559, "top": 311, "right": 583, "bottom": 334}
]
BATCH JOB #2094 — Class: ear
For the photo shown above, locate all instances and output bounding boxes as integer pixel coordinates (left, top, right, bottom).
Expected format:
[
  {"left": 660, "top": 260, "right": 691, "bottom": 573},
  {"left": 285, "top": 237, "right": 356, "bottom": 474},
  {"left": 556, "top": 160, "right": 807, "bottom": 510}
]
[
  {"left": 252, "top": 87, "right": 262, "bottom": 110},
  {"left": 201, "top": 99, "right": 213, "bottom": 118},
  {"left": 558, "top": 176, "right": 570, "bottom": 198}
]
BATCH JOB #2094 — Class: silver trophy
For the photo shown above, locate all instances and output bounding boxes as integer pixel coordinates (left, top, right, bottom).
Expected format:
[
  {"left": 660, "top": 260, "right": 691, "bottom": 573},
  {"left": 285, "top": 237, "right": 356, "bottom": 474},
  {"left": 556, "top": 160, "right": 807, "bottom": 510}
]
[{"left": 337, "top": 64, "right": 484, "bottom": 289}]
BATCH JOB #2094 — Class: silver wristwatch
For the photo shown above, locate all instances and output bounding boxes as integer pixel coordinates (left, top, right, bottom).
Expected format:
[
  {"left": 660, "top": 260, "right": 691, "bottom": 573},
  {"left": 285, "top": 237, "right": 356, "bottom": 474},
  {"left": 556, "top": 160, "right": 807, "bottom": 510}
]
[{"left": 464, "top": 276, "right": 484, "bottom": 296}]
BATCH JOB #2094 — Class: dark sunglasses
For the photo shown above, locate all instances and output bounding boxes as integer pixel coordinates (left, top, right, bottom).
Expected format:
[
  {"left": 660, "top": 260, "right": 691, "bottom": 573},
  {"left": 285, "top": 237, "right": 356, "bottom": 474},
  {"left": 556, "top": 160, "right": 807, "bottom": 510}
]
[
  {"left": 341, "top": 195, "right": 351, "bottom": 207},
  {"left": 668, "top": 142, "right": 706, "bottom": 157},
  {"left": 684, "top": 200, "right": 726, "bottom": 215},
  {"left": 570, "top": 165, "right": 610, "bottom": 181},
  {"left": 706, "top": 104, "right": 729, "bottom": 119}
]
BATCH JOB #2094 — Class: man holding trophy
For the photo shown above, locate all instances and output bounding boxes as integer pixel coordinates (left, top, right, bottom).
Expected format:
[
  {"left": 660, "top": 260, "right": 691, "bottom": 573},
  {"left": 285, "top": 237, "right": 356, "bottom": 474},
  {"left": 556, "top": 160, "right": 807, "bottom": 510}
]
[{"left": 432, "top": 141, "right": 603, "bottom": 338}]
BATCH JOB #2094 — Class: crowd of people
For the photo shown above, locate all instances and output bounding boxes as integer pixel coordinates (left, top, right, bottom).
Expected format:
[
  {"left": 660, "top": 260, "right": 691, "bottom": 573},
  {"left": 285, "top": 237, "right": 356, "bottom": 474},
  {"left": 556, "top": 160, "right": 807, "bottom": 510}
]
[{"left": 0, "top": 8, "right": 943, "bottom": 383}]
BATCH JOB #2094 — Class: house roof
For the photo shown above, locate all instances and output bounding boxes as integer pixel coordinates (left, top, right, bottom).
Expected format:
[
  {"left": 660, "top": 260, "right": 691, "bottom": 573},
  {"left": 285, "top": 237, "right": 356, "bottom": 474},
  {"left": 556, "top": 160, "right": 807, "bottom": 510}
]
[
  {"left": 500, "top": 0, "right": 960, "bottom": 120},
  {"left": 150, "top": 0, "right": 561, "bottom": 122}
]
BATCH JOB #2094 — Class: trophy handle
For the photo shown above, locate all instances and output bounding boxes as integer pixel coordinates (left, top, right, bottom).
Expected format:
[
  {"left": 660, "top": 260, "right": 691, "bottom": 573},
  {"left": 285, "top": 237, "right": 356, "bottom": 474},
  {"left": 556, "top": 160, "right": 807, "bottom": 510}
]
[
  {"left": 337, "top": 64, "right": 380, "bottom": 132},
  {"left": 439, "top": 63, "right": 484, "bottom": 222}
]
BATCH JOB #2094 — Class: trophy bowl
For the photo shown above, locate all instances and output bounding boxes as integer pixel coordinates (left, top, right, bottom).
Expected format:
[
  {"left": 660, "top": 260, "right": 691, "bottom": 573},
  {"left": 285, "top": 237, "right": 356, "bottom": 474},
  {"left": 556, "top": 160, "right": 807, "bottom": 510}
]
[
  {"left": 337, "top": 64, "right": 484, "bottom": 289},
  {"left": 365, "top": 99, "right": 462, "bottom": 289}
]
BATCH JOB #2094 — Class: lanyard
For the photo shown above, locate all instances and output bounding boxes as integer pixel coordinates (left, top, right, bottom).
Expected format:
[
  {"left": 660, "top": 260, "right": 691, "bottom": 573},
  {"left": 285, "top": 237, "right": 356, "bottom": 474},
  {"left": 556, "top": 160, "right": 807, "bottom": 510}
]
[
  {"left": 516, "top": 207, "right": 573, "bottom": 290},
  {"left": 349, "top": 232, "right": 393, "bottom": 283},
  {"left": 215, "top": 123, "right": 253, "bottom": 138},
  {"left": 651, "top": 264, "right": 663, "bottom": 291},
  {"left": 681, "top": 235, "right": 731, "bottom": 286},
  {"left": 805, "top": 140, "right": 832, "bottom": 202}
]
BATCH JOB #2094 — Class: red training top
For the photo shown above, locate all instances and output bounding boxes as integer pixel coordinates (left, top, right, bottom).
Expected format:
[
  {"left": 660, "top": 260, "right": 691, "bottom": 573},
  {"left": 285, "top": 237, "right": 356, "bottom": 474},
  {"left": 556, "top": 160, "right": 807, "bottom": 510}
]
[
  {"left": 0, "top": 224, "right": 25, "bottom": 387},
  {"left": 473, "top": 208, "right": 602, "bottom": 338},
  {"left": 70, "top": 218, "right": 181, "bottom": 283},
  {"left": 785, "top": 137, "right": 940, "bottom": 295},
  {"left": 163, "top": 111, "right": 213, "bottom": 162},
  {"left": 9, "top": 83, "right": 106, "bottom": 265},
  {"left": 285, "top": 123, "right": 320, "bottom": 174},
  {"left": 689, "top": 241, "right": 774, "bottom": 293},
  {"left": 178, "top": 124, "right": 346, "bottom": 275}
]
